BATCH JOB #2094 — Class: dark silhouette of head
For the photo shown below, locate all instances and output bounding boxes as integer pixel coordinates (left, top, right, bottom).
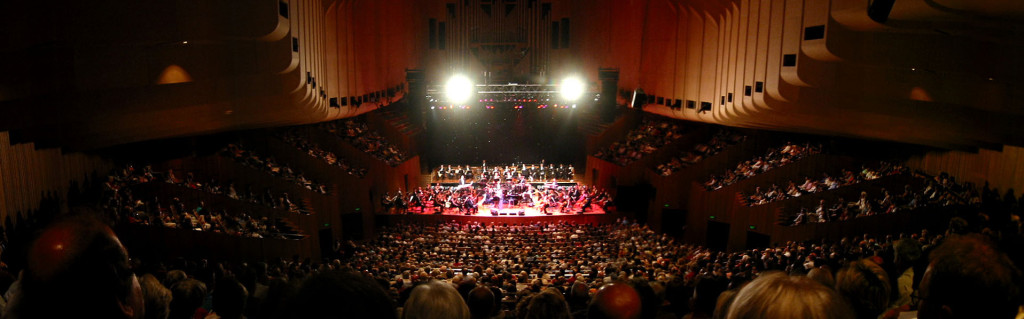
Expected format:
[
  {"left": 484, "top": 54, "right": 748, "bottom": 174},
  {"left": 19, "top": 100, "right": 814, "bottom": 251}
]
[
  {"left": 212, "top": 277, "right": 248, "bottom": 319},
  {"left": 287, "top": 270, "right": 397, "bottom": 319},
  {"left": 467, "top": 286, "right": 495, "bottom": 319},
  {"left": 7, "top": 216, "right": 144, "bottom": 319},
  {"left": 588, "top": 282, "right": 642, "bottom": 319},
  {"left": 524, "top": 289, "right": 571, "bottom": 319},
  {"left": 918, "top": 234, "right": 1022, "bottom": 319},
  {"left": 169, "top": 279, "right": 207, "bottom": 319},
  {"left": 835, "top": 259, "right": 890, "bottom": 319}
]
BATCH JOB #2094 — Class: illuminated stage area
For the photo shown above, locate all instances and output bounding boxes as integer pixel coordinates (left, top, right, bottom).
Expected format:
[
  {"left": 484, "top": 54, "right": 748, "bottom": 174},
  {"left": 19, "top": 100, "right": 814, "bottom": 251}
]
[{"left": 381, "top": 180, "right": 612, "bottom": 217}]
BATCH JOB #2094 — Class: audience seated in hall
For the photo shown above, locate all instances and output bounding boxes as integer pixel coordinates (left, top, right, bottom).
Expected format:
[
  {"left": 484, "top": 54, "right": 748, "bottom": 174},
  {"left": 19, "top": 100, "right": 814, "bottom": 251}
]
[
  {"left": 703, "top": 141, "right": 823, "bottom": 191},
  {"left": 0, "top": 201, "right": 1016, "bottom": 319},
  {"left": 321, "top": 118, "right": 409, "bottom": 167},
  {"left": 280, "top": 130, "right": 367, "bottom": 178},
  {"left": 739, "top": 161, "right": 905, "bottom": 206},
  {"left": 594, "top": 118, "right": 685, "bottom": 166},
  {"left": 103, "top": 165, "right": 301, "bottom": 239},
  {"left": 221, "top": 143, "right": 329, "bottom": 194},
  {"left": 658, "top": 129, "right": 747, "bottom": 176},
  {"left": 110, "top": 163, "right": 313, "bottom": 215},
  {"left": 787, "top": 171, "right": 981, "bottom": 225}
]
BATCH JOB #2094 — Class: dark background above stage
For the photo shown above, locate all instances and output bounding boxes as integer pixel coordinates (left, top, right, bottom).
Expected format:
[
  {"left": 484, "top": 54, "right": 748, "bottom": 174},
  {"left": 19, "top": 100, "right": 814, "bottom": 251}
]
[{"left": 422, "top": 105, "right": 586, "bottom": 169}]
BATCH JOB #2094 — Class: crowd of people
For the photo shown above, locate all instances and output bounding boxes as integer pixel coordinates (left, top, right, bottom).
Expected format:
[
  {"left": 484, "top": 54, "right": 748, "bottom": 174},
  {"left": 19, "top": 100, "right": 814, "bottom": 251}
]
[
  {"left": 594, "top": 119, "right": 686, "bottom": 166},
  {"left": 280, "top": 131, "right": 367, "bottom": 178},
  {"left": 657, "top": 129, "right": 747, "bottom": 176},
  {"left": 321, "top": 118, "right": 408, "bottom": 167},
  {"left": 435, "top": 162, "right": 576, "bottom": 183},
  {"left": 102, "top": 165, "right": 302, "bottom": 239},
  {"left": 221, "top": 144, "right": 329, "bottom": 194},
  {"left": 788, "top": 171, "right": 983, "bottom": 225},
  {"left": 739, "top": 161, "right": 906, "bottom": 206},
  {"left": 703, "top": 141, "right": 823, "bottom": 191},
  {"left": 383, "top": 180, "right": 612, "bottom": 215},
  {"left": 1, "top": 188, "right": 1020, "bottom": 319}
]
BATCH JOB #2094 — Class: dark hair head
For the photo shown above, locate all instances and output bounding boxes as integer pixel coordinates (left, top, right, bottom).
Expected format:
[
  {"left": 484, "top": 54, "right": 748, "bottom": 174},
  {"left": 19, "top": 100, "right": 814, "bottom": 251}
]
[
  {"left": 835, "top": 259, "right": 890, "bottom": 319},
  {"left": 467, "top": 286, "right": 495, "bottom": 319},
  {"left": 919, "top": 234, "right": 1022, "bottom": 319},
  {"left": 525, "top": 289, "right": 571, "bottom": 319},
  {"left": 170, "top": 279, "right": 208, "bottom": 319},
  {"left": 212, "top": 277, "right": 248, "bottom": 319},
  {"left": 288, "top": 270, "right": 397, "bottom": 319}
]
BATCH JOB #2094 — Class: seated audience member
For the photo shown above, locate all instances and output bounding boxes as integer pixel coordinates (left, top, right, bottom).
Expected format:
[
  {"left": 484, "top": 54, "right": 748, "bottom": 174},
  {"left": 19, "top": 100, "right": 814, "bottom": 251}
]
[
  {"left": 917, "top": 234, "right": 1022, "bottom": 319},
  {"left": 524, "top": 289, "right": 572, "bottom": 319},
  {"left": 286, "top": 270, "right": 397, "bottom": 319},
  {"left": 5, "top": 217, "right": 145, "bottom": 319},
  {"left": 725, "top": 272, "right": 854, "bottom": 319},
  {"left": 890, "top": 238, "right": 923, "bottom": 309},
  {"left": 170, "top": 279, "right": 208, "bottom": 319},
  {"left": 588, "top": 283, "right": 642, "bottom": 319},
  {"left": 403, "top": 280, "right": 470, "bottom": 319},
  {"left": 210, "top": 277, "right": 248, "bottom": 319},
  {"left": 467, "top": 286, "right": 496, "bottom": 319},
  {"left": 835, "top": 259, "right": 891, "bottom": 319},
  {"left": 140, "top": 274, "right": 172, "bottom": 319}
]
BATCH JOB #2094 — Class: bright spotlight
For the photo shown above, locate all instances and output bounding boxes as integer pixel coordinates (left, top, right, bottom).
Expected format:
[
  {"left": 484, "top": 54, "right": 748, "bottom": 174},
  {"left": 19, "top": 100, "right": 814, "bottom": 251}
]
[
  {"left": 445, "top": 75, "right": 474, "bottom": 104},
  {"left": 560, "top": 77, "right": 586, "bottom": 101}
]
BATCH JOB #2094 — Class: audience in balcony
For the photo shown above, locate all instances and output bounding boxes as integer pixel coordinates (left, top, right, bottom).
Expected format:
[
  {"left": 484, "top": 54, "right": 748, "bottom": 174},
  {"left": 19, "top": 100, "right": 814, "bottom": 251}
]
[
  {"left": 113, "top": 164, "right": 312, "bottom": 215},
  {"left": 594, "top": 119, "right": 685, "bottom": 166},
  {"left": 221, "top": 143, "right": 329, "bottom": 194},
  {"left": 103, "top": 167, "right": 300, "bottom": 239},
  {"left": 739, "top": 161, "right": 905, "bottom": 206},
  {"left": 321, "top": 118, "right": 408, "bottom": 167},
  {"left": 703, "top": 141, "right": 822, "bottom": 191},
  {"left": 280, "top": 131, "right": 368, "bottom": 178},
  {"left": 658, "top": 129, "right": 746, "bottom": 176},
  {"left": 788, "top": 171, "right": 982, "bottom": 225}
]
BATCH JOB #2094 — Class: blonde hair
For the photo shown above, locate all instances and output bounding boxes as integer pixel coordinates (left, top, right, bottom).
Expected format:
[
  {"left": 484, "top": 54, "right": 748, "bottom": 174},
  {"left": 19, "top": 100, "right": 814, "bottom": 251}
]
[
  {"left": 403, "top": 280, "right": 470, "bottom": 319},
  {"left": 726, "top": 272, "right": 854, "bottom": 319}
]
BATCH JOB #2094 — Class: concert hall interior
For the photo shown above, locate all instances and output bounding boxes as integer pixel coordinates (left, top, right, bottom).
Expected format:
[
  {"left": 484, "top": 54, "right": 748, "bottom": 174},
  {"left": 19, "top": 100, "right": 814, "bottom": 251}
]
[{"left": 0, "top": 1, "right": 1023, "bottom": 319}]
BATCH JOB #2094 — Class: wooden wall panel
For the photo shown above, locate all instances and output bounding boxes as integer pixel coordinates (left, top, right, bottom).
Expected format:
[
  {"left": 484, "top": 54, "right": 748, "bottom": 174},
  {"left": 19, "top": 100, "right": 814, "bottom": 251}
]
[{"left": 906, "top": 146, "right": 1024, "bottom": 195}]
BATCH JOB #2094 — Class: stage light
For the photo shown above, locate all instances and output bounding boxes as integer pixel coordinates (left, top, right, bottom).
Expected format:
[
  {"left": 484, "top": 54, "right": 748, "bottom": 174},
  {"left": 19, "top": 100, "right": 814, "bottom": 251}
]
[
  {"left": 560, "top": 76, "right": 585, "bottom": 101},
  {"left": 445, "top": 74, "right": 474, "bottom": 104}
]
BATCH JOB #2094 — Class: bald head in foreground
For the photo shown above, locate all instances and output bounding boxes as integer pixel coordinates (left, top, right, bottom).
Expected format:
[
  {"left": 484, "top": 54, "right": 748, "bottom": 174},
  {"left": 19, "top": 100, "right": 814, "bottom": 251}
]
[
  {"left": 7, "top": 216, "right": 144, "bottom": 319},
  {"left": 588, "top": 282, "right": 642, "bottom": 319}
]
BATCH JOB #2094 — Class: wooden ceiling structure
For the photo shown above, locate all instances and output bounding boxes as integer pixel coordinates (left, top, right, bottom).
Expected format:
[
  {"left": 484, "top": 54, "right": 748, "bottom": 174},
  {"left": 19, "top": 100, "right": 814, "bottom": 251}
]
[{"left": 0, "top": 0, "right": 1021, "bottom": 150}]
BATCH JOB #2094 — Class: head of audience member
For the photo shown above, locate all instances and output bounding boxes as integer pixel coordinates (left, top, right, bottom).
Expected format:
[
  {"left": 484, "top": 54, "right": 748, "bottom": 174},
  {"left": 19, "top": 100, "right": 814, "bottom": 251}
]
[
  {"left": 7, "top": 216, "right": 144, "bottom": 319},
  {"left": 918, "top": 234, "right": 1022, "bottom": 319},
  {"left": 628, "top": 278, "right": 660, "bottom": 319},
  {"left": 726, "top": 272, "right": 854, "bottom": 319},
  {"left": 169, "top": 279, "right": 207, "bottom": 319},
  {"left": 163, "top": 270, "right": 188, "bottom": 289},
  {"left": 523, "top": 288, "right": 572, "bottom": 319},
  {"left": 404, "top": 280, "right": 470, "bottom": 319},
  {"left": 588, "top": 282, "right": 642, "bottom": 319},
  {"left": 567, "top": 281, "right": 591, "bottom": 312},
  {"left": 467, "top": 286, "right": 496, "bottom": 319},
  {"left": 835, "top": 259, "right": 890, "bottom": 319},
  {"left": 212, "top": 277, "right": 248, "bottom": 319},
  {"left": 286, "top": 269, "right": 396, "bottom": 319},
  {"left": 691, "top": 276, "right": 727, "bottom": 317},
  {"left": 140, "top": 274, "right": 172, "bottom": 319},
  {"left": 711, "top": 289, "right": 738, "bottom": 319},
  {"left": 806, "top": 266, "right": 835, "bottom": 288},
  {"left": 893, "top": 238, "right": 923, "bottom": 269}
]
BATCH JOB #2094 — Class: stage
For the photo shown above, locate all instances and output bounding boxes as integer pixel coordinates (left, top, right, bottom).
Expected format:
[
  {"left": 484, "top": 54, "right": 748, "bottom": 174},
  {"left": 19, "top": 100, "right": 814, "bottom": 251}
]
[{"left": 389, "top": 202, "right": 608, "bottom": 217}]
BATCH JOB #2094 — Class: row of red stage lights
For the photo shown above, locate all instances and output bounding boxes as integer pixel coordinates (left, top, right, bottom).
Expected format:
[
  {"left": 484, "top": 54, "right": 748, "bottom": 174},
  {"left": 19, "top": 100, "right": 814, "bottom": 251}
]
[{"left": 431, "top": 104, "right": 576, "bottom": 110}]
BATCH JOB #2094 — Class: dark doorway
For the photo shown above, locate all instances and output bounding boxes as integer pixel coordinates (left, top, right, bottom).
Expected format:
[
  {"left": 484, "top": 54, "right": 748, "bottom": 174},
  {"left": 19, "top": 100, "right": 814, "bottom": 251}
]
[
  {"left": 662, "top": 208, "right": 687, "bottom": 238},
  {"left": 319, "top": 228, "right": 335, "bottom": 258},
  {"left": 745, "top": 231, "right": 770, "bottom": 250},
  {"left": 706, "top": 221, "right": 730, "bottom": 252},
  {"left": 341, "top": 213, "right": 364, "bottom": 240}
]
